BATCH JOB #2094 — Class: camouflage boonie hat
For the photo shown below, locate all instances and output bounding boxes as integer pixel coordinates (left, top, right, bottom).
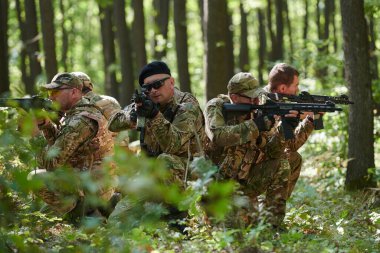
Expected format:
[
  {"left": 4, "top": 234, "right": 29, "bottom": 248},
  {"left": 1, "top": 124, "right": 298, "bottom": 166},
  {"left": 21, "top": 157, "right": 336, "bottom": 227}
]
[
  {"left": 71, "top": 72, "right": 93, "bottom": 90},
  {"left": 227, "top": 72, "right": 264, "bottom": 99},
  {"left": 42, "top": 73, "right": 83, "bottom": 90}
]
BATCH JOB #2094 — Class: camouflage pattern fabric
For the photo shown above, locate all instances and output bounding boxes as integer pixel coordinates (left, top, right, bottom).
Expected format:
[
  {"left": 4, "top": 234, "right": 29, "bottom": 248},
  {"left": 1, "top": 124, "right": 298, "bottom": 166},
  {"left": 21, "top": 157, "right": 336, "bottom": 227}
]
[
  {"left": 263, "top": 85, "right": 314, "bottom": 198},
  {"left": 32, "top": 97, "right": 115, "bottom": 215},
  {"left": 109, "top": 95, "right": 206, "bottom": 183},
  {"left": 84, "top": 91, "right": 128, "bottom": 146},
  {"left": 204, "top": 94, "right": 289, "bottom": 226}
]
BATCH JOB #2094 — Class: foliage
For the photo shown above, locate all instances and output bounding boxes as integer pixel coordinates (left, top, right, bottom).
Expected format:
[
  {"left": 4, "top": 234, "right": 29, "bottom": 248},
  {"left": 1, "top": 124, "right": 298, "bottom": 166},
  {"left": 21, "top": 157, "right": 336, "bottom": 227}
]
[{"left": 0, "top": 108, "right": 379, "bottom": 252}]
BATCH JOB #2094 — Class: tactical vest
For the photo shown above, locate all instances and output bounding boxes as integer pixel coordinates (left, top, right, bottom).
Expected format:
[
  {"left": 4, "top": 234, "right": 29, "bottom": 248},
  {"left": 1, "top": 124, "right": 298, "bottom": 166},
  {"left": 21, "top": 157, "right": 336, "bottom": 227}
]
[
  {"left": 65, "top": 104, "right": 114, "bottom": 171},
  {"left": 208, "top": 95, "right": 265, "bottom": 181}
]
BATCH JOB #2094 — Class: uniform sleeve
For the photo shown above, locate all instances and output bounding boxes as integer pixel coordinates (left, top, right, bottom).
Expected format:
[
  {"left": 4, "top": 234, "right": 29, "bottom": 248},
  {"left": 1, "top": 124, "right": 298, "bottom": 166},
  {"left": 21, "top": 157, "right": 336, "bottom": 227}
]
[
  {"left": 146, "top": 103, "right": 199, "bottom": 154},
  {"left": 285, "top": 117, "right": 314, "bottom": 151},
  {"left": 38, "top": 120, "right": 60, "bottom": 145},
  {"left": 204, "top": 100, "right": 260, "bottom": 148},
  {"left": 37, "top": 116, "right": 98, "bottom": 171},
  {"left": 108, "top": 104, "right": 136, "bottom": 132}
]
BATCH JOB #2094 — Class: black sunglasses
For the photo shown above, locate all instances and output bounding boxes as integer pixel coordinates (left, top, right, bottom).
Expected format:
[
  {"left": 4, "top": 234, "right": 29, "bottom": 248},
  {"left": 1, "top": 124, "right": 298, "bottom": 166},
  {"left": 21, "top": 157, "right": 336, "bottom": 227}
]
[{"left": 142, "top": 77, "right": 170, "bottom": 92}]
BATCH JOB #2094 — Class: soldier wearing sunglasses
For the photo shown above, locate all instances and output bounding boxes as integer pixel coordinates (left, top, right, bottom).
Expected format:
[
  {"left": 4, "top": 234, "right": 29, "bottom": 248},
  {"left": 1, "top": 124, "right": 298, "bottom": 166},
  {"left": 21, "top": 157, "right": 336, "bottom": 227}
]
[
  {"left": 109, "top": 61, "right": 206, "bottom": 184},
  {"left": 28, "top": 72, "right": 116, "bottom": 221}
]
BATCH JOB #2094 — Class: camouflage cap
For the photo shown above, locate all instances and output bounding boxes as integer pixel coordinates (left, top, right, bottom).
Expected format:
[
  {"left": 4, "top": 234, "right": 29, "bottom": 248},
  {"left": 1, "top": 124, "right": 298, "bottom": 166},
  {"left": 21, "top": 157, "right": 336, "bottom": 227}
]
[
  {"left": 42, "top": 73, "right": 83, "bottom": 90},
  {"left": 71, "top": 71, "right": 93, "bottom": 90},
  {"left": 227, "top": 72, "right": 264, "bottom": 98}
]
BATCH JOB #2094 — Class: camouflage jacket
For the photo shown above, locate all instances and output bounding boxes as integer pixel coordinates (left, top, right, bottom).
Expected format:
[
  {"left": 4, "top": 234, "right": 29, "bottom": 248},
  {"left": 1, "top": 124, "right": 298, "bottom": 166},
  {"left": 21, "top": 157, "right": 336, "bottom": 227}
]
[
  {"left": 38, "top": 97, "right": 115, "bottom": 172},
  {"left": 262, "top": 85, "right": 314, "bottom": 153},
  {"left": 204, "top": 94, "right": 283, "bottom": 181},
  {"left": 84, "top": 91, "right": 121, "bottom": 120},
  {"left": 108, "top": 96, "right": 206, "bottom": 158}
]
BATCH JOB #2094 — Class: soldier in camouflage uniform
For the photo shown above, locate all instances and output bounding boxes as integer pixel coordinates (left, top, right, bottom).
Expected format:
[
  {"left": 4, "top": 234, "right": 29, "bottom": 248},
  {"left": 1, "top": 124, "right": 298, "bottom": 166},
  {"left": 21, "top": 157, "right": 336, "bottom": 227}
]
[
  {"left": 264, "top": 63, "right": 315, "bottom": 198},
  {"left": 204, "top": 72, "right": 290, "bottom": 227},
  {"left": 70, "top": 72, "right": 128, "bottom": 147},
  {"left": 28, "top": 73, "right": 115, "bottom": 218},
  {"left": 109, "top": 61, "right": 205, "bottom": 185}
]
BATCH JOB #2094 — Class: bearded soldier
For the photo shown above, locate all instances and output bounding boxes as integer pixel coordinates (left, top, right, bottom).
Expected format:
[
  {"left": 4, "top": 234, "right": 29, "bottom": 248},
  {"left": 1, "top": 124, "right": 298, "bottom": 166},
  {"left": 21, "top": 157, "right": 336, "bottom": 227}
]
[
  {"left": 204, "top": 72, "right": 291, "bottom": 227},
  {"left": 29, "top": 73, "right": 115, "bottom": 220}
]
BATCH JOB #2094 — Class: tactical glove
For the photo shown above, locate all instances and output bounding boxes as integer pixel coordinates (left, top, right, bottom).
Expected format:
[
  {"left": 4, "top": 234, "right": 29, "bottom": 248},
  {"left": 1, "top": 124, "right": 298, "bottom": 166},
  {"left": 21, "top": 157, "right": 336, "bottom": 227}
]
[
  {"left": 282, "top": 117, "right": 300, "bottom": 130},
  {"left": 130, "top": 108, "right": 137, "bottom": 122},
  {"left": 253, "top": 114, "right": 275, "bottom": 132},
  {"left": 136, "top": 99, "right": 159, "bottom": 119}
]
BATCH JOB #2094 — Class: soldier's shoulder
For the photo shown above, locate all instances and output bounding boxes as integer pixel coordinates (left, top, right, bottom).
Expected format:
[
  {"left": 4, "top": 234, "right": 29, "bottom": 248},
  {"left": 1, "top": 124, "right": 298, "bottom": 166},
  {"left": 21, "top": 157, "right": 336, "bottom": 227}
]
[{"left": 206, "top": 94, "right": 230, "bottom": 107}]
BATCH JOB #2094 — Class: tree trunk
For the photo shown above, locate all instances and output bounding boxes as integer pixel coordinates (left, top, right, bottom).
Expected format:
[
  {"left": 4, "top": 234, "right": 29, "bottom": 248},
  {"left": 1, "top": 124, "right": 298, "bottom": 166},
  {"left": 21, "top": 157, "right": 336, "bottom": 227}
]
[
  {"left": 174, "top": 0, "right": 191, "bottom": 92},
  {"left": 267, "top": 0, "right": 276, "bottom": 62},
  {"left": 274, "top": 0, "right": 284, "bottom": 61},
  {"left": 239, "top": 1, "right": 249, "bottom": 72},
  {"left": 131, "top": 0, "right": 147, "bottom": 70},
  {"left": 303, "top": 0, "right": 308, "bottom": 42},
  {"left": 204, "top": 0, "right": 230, "bottom": 100},
  {"left": 225, "top": 2, "right": 235, "bottom": 77},
  {"left": 99, "top": 4, "right": 118, "bottom": 99},
  {"left": 59, "top": 0, "right": 68, "bottom": 71},
  {"left": 331, "top": 0, "right": 338, "bottom": 52},
  {"left": 257, "top": 8, "right": 267, "bottom": 85},
  {"left": 0, "top": 0, "right": 9, "bottom": 96},
  {"left": 15, "top": 0, "right": 30, "bottom": 90},
  {"left": 284, "top": 0, "right": 293, "bottom": 59},
  {"left": 24, "top": 0, "right": 42, "bottom": 94},
  {"left": 153, "top": 0, "right": 170, "bottom": 60},
  {"left": 340, "top": 0, "right": 376, "bottom": 190},
  {"left": 369, "top": 13, "right": 379, "bottom": 81},
  {"left": 198, "top": 0, "right": 205, "bottom": 41},
  {"left": 39, "top": 0, "right": 58, "bottom": 81},
  {"left": 113, "top": 0, "right": 135, "bottom": 106}
]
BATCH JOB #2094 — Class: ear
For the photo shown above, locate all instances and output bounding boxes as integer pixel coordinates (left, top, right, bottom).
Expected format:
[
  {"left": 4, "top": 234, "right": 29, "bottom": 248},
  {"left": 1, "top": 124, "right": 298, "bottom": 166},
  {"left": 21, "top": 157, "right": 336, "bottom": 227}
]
[
  {"left": 169, "top": 77, "right": 175, "bottom": 87},
  {"left": 278, "top": 84, "right": 287, "bottom": 93},
  {"left": 230, "top": 94, "right": 239, "bottom": 104}
]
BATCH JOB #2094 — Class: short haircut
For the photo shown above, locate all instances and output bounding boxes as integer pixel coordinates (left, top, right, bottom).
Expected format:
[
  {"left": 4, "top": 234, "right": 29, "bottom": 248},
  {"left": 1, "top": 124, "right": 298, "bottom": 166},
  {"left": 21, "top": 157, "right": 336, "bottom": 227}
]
[{"left": 268, "top": 63, "right": 299, "bottom": 92}]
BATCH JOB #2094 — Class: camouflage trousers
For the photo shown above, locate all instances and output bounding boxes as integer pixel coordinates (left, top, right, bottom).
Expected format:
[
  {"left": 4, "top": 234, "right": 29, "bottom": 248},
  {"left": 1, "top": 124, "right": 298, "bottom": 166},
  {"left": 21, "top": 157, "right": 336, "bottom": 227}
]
[
  {"left": 241, "top": 157, "right": 290, "bottom": 227},
  {"left": 285, "top": 151, "right": 303, "bottom": 199},
  {"left": 157, "top": 153, "right": 191, "bottom": 186},
  {"left": 28, "top": 169, "right": 114, "bottom": 216}
]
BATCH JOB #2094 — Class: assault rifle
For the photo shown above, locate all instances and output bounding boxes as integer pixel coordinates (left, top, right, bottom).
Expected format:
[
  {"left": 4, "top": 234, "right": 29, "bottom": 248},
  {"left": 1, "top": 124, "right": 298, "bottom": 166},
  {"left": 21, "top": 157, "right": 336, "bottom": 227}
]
[
  {"left": 222, "top": 100, "right": 342, "bottom": 139},
  {"left": 0, "top": 95, "right": 55, "bottom": 111},
  {"left": 264, "top": 91, "right": 353, "bottom": 130},
  {"left": 265, "top": 91, "right": 354, "bottom": 105},
  {"left": 132, "top": 89, "right": 148, "bottom": 154}
]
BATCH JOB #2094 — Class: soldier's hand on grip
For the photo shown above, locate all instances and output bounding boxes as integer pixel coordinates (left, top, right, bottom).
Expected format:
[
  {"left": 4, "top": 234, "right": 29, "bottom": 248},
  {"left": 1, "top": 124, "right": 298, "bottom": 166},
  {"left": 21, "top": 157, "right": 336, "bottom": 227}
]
[
  {"left": 253, "top": 112, "right": 275, "bottom": 132},
  {"left": 136, "top": 98, "right": 159, "bottom": 119}
]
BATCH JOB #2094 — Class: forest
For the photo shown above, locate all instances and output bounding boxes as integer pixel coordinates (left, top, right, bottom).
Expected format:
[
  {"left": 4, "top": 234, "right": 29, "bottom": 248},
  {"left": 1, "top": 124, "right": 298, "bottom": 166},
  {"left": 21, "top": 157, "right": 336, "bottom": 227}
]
[{"left": 0, "top": 0, "right": 379, "bottom": 252}]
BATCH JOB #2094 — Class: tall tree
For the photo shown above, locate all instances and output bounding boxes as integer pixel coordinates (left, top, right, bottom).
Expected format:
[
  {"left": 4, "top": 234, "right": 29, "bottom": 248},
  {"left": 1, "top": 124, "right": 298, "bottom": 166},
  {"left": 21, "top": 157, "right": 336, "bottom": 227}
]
[
  {"left": 369, "top": 13, "right": 379, "bottom": 81},
  {"left": 59, "top": 0, "right": 69, "bottom": 71},
  {"left": 284, "top": 0, "right": 293, "bottom": 58},
  {"left": 153, "top": 0, "right": 170, "bottom": 59},
  {"left": 113, "top": 0, "right": 135, "bottom": 106},
  {"left": 239, "top": 1, "right": 249, "bottom": 72},
  {"left": 131, "top": 0, "right": 147, "bottom": 70},
  {"left": 257, "top": 8, "right": 267, "bottom": 85},
  {"left": 266, "top": 0, "right": 276, "bottom": 62},
  {"left": 225, "top": 2, "right": 235, "bottom": 77},
  {"left": 99, "top": 4, "right": 118, "bottom": 99},
  {"left": 39, "top": 0, "right": 58, "bottom": 81},
  {"left": 274, "top": 0, "right": 284, "bottom": 61},
  {"left": 174, "top": 0, "right": 191, "bottom": 92},
  {"left": 0, "top": 0, "right": 9, "bottom": 96},
  {"left": 24, "top": 0, "right": 42, "bottom": 94},
  {"left": 15, "top": 0, "right": 30, "bottom": 90},
  {"left": 204, "top": 0, "right": 230, "bottom": 100},
  {"left": 340, "top": 0, "right": 376, "bottom": 190}
]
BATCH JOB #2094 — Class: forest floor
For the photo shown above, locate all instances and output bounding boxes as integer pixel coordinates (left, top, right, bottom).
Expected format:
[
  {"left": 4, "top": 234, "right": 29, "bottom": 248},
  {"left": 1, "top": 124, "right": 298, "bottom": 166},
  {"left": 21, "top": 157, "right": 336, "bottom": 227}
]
[{"left": 2, "top": 149, "right": 379, "bottom": 253}]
